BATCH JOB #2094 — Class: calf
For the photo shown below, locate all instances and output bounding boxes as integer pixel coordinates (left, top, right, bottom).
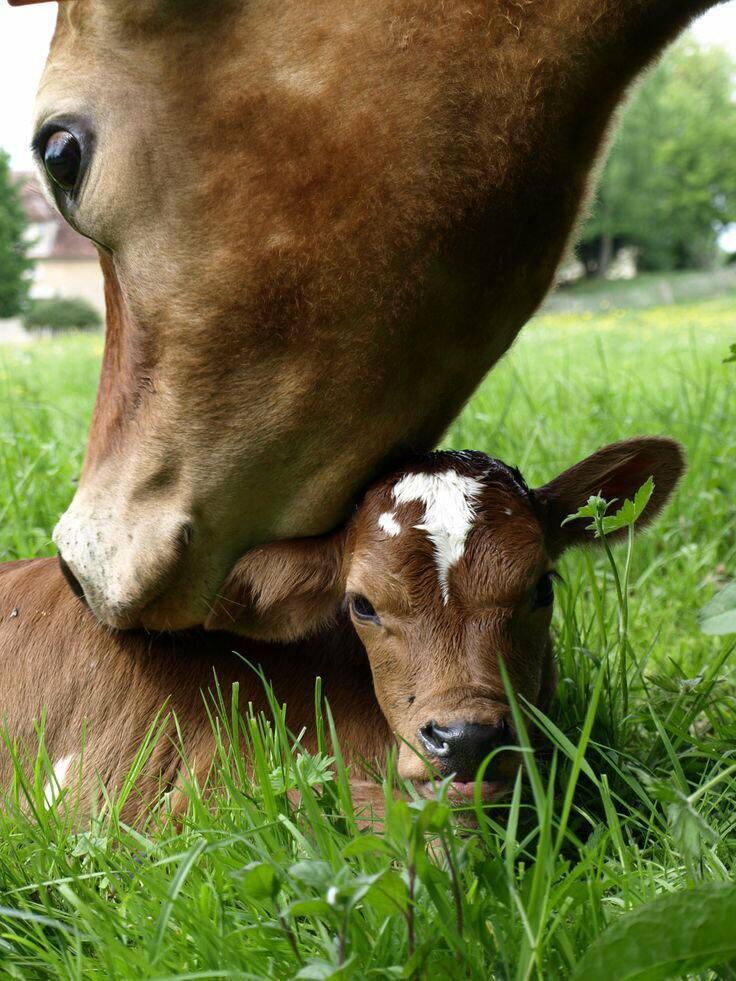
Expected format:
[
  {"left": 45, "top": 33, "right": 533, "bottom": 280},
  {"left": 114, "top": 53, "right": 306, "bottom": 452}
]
[{"left": 0, "top": 438, "right": 682, "bottom": 819}]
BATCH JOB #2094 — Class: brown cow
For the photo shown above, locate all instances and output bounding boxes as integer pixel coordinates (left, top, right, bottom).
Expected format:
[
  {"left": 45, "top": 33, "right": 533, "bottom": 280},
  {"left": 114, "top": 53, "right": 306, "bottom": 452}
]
[
  {"left": 0, "top": 439, "right": 683, "bottom": 819},
  {"left": 20, "top": 0, "right": 719, "bottom": 631}
]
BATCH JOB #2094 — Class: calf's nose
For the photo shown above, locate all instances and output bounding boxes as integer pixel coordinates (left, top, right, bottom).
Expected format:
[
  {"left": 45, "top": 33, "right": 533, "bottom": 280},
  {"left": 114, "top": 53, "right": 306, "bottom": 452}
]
[{"left": 418, "top": 719, "right": 510, "bottom": 781}]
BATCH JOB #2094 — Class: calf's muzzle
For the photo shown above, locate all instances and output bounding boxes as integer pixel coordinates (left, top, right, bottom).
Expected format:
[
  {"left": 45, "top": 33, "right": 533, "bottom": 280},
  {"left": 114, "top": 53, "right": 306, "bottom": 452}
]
[{"left": 418, "top": 719, "right": 510, "bottom": 782}]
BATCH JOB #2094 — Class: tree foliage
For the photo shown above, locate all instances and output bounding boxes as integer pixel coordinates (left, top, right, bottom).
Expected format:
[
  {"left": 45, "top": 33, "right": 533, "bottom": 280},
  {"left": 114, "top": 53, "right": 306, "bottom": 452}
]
[
  {"left": 580, "top": 38, "right": 736, "bottom": 274},
  {"left": 23, "top": 297, "right": 102, "bottom": 333},
  {"left": 0, "top": 150, "right": 31, "bottom": 318}
]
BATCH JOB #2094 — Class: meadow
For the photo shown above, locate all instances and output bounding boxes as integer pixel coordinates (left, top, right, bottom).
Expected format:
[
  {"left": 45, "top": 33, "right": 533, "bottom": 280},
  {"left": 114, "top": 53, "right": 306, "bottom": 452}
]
[{"left": 0, "top": 287, "right": 734, "bottom": 979}]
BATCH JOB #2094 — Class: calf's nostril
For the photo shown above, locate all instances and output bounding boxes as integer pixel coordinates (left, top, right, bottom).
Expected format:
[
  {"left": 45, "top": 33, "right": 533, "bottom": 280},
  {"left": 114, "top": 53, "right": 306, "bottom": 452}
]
[{"left": 419, "top": 721, "right": 451, "bottom": 757}]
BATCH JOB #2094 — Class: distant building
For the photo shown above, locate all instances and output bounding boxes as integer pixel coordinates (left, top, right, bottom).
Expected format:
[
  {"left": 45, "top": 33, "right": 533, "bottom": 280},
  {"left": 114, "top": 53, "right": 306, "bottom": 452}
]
[{"left": 15, "top": 172, "right": 105, "bottom": 315}]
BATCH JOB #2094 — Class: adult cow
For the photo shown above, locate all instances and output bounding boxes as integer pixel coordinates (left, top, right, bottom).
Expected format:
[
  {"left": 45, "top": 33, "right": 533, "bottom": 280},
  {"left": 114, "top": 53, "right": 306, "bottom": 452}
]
[{"left": 19, "top": 0, "right": 724, "bottom": 629}]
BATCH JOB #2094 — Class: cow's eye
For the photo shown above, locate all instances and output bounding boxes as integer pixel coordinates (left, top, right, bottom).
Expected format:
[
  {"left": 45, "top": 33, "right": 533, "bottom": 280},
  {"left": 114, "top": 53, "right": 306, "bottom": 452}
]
[
  {"left": 532, "top": 572, "right": 555, "bottom": 610},
  {"left": 350, "top": 594, "right": 380, "bottom": 624},
  {"left": 42, "top": 130, "right": 83, "bottom": 192}
]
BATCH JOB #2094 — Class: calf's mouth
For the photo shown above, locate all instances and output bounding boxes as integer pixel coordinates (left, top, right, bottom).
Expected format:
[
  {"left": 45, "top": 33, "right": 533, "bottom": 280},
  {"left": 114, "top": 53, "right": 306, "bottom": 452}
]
[{"left": 397, "top": 715, "right": 518, "bottom": 805}]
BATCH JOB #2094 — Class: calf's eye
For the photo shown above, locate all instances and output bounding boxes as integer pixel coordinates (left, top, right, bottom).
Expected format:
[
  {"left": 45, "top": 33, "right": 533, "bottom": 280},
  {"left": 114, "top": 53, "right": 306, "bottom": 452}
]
[
  {"left": 532, "top": 572, "right": 555, "bottom": 610},
  {"left": 350, "top": 594, "right": 380, "bottom": 624},
  {"left": 43, "top": 130, "right": 82, "bottom": 192}
]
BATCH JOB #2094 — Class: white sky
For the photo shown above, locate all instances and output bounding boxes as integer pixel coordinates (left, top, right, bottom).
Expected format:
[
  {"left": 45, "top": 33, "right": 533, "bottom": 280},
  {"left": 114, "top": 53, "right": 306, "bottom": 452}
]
[{"left": 0, "top": 2, "right": 735, "bottom": 170}]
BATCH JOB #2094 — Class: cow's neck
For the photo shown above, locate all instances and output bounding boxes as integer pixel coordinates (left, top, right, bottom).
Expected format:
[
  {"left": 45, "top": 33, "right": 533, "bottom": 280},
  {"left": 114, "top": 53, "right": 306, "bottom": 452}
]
[
  {"left": 432, "top": 0, "right": 720, "bottom": 362},
  {"left": 503, "top": 0, "right": 718, "bottom": 196},
  {"left": 533, "top": 0, "right": 718, "bottom": 182}
]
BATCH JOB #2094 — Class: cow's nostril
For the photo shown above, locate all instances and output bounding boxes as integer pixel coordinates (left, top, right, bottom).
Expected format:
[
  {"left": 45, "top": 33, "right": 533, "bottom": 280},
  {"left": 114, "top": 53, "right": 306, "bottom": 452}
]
[
  {"left": 57, "top": 553, "right": 88, "bottom": 607},
  {"left": 177, "top": 521, "right": 194, "bottom": 550},
  {"left": 419, "top": 720, "right": 451, "bottom": 757}
]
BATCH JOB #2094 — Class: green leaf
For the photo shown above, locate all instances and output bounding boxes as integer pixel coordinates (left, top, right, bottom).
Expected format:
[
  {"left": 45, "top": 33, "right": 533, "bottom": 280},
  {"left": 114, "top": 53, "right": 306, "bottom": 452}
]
[
  {"left": 644, "top": 779, "right": 717, "bottom": 867},
  {"left": 71, "top": 831, "right": 109, "bottom": 861},
  {"left": 295, "top": 957, "right": 356, "bottom": 980},
  {"left": 269, "top": 752, "right": 334, "bottom": 794},
  {"left": 341, "top": 833, "right": 395, "bottom": 859},
  {"left": 286, "top": 898, "right": 332, "bottom": 918},
  {"left": 288, "top": 860, "right": 335, "bottom": 893},
  {"left": 363, "top": 870, "right": 409, "bottom": 917},
  {"left": 0, "top": 906, "right": 75, "bottom": 935},
  {"left": 149, "top": 839, "right": 207, "bottom": 962},
  {"left": 385, "top": 799, "right": 412, "bottom": 843},
  {"left": 407, "top": 797, "right": 451, "bottom": 834},
  {"left": 561, "top": 494, "right": 609, "bottom": 528},
  {"left": 561, "top": 479, "right": 654, "bottom": 538},
  {"left": 325, "top": 871, "right": 384, "bottom": 911},
  {"left": 724, "top": 342, "right": 736, "bottom": 364},
  {"left": 699, "top": 580, "right": 736, "bottom": 635},
  {"left": 599, "top": 477, "right": 654, "bottom": 535},
  {"left": 571, "top": 884, "right": 736, "bottom": 980},
  {"left": 236, "top": 861, "right": 278, "bottom": 900}
]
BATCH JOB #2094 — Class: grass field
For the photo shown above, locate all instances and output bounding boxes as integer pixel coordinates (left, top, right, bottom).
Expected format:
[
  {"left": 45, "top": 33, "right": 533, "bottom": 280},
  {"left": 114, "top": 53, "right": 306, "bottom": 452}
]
[{"left": 0, "top": 289, "right": 734, "bottom": 978}]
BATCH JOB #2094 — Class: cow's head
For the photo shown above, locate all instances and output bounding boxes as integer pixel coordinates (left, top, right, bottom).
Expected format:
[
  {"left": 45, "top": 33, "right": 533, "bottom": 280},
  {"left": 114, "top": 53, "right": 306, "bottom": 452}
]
[
  {"left": 206, "top": 438, "right": 684, "bottom": 796},
  {"left": 34, "top": 0, "right": 547, "bottom": 631},
  {"left": 25, "top": 0, "right": 704, "bottom": 631}
]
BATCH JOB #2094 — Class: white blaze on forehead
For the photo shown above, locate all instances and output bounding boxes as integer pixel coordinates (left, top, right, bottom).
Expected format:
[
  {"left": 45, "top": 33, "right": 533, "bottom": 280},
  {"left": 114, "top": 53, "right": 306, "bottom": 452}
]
[
  {"left": 378, "top": 512, "right": 402, "bottom": 536},
  {"left": 43, "top": 754, "right": 74, "bottom": 807},
  {"left": 392, "top": 469, "right": 485, "bottom": 603}
]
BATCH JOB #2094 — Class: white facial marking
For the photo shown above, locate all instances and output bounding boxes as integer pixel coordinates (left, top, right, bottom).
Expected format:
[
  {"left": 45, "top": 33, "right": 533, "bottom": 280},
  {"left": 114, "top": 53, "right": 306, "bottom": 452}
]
[
  {"left": 392, "top": 470, "right": 485, "bottom": 603},
  {"left": 378, "top": 511, "right": 402, "bottom": 536},
  {"left": 43, "top": 754, "right": 74, "bottom": 807}
]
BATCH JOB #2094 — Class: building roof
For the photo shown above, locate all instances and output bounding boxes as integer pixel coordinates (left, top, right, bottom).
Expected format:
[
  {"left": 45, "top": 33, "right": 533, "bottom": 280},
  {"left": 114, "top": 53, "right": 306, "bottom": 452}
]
[{"left": 14, "top": 172, "right": 98, "bottom": 261}]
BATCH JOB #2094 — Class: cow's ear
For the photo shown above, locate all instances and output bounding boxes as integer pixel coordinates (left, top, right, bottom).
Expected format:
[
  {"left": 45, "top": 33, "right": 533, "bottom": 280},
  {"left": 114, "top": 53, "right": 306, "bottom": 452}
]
[
  {"left": 535, "top": 437, "right": 685, "bottom": 557},
  {"left": 204, "top": 531, "right": 348, "bottom": 641}
]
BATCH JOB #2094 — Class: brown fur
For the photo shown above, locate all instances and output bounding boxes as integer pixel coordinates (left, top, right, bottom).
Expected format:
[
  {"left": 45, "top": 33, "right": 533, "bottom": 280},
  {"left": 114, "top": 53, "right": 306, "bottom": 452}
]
[
  {"left": 0, "top": 438, "right": 680, "bottom": 821},
  {"left": 0, "top": 558, "right": 389, "bottom": 821},
  {"left": 30, "top": 0, "right": 720, "bottom": 629}
]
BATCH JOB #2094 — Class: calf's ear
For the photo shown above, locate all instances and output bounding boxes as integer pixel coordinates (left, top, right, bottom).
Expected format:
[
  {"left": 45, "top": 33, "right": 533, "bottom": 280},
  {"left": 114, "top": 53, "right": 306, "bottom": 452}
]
[
  {"left": 535, "top": 437, "right": 685, "bottom": 557},
  {"left": 204, "top": 531, "right": 348, "bottom": 641}
]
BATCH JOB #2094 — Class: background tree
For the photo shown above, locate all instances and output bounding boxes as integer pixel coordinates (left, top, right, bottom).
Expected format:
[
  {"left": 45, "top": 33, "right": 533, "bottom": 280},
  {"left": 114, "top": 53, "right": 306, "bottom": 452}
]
[
  {"left": 0, "top": 150, "right": 30, "bottom": 318},
  {"left": 580, "top": 38, "right": 736, "bottom": 276}
]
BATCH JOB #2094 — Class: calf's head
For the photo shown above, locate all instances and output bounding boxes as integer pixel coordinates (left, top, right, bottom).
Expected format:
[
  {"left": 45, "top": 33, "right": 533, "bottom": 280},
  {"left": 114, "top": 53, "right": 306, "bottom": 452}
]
[{"left": 207, "top": 438, "right": 683, "bottom": 795}]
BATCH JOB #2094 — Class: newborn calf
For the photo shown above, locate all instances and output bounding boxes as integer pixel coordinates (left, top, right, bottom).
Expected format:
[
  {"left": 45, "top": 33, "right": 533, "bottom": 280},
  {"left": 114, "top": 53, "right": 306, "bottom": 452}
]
[{"left": 0, "top": 438, "right": 682, "bottom": 818}]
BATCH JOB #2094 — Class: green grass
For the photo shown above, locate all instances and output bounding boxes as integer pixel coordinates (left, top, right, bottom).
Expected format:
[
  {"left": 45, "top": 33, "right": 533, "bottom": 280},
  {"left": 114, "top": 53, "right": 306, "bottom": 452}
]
[
  {"left": 0, "top": 293, "right": 734, "bottom": 978},
  {"left": 0, "top": 333, "right": 98, "bottom": 561}
]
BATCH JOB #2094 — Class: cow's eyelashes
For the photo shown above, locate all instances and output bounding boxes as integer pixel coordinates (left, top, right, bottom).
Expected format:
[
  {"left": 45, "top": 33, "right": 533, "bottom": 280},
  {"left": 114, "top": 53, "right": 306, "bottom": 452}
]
[
  {"left": 532, "top": 572, "right": 555, "bottom": 610},
  {"left": 349, "top": 594, "right": 381, "bottom": 625}
]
